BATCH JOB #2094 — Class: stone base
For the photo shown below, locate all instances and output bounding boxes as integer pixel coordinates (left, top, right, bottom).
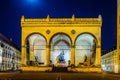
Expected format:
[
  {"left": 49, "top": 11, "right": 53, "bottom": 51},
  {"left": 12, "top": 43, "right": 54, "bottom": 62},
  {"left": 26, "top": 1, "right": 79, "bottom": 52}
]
[
  {"left": 55, "top": 62, "right": 67, "bottom": 67},
  {"left": 68, "top": 67, "right": 102, "bottom": 73},
  {"left": 20, "top": 66, "right": 102, "bottom": 73},
  {"left": 20, "top": 66, "right": 52, "bottom": 72}
]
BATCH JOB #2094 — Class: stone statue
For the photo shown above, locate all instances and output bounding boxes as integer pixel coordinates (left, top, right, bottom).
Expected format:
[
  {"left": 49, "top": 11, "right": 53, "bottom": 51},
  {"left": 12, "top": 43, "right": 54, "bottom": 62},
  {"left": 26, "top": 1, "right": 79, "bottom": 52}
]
[
  {"left": 84, "top": 55, "right": 87, "bottom": 62},
  {"left": 58, "top": 50, "right": 65, "bottom": 63}
]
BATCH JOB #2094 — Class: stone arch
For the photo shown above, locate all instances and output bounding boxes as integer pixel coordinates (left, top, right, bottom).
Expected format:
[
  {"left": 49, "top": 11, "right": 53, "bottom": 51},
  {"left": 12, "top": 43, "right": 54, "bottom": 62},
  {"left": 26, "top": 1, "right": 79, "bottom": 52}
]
[
  {"left": 25, "top": 32, "right": 47, "bottom": 44},
  {"left": 49, "top": 32, "right": 72, "bottom": 46},
  {"left": 25, "top": 33, "right": 47, "bottom": 66},
  {"left": 75, "top": 32, "right": 98, "bottom": 45},
  {"left": 75, "top": 32, "right": 97, "bottom": 66},
  {"left": 49, "top": 33, "right": 72, "bottom": 66}
]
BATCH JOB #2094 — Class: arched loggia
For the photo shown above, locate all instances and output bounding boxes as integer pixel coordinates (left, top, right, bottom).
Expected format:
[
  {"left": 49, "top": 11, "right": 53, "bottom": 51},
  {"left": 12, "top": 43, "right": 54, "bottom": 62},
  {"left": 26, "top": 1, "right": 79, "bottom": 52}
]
[
  {"left": 25, "top": 33, "right": 46, "bottom": 66},
  {"left": 50, "top": 33, "right": 72, "bottom": 66},
  {"left": 75, "top": 33, "right": 96, "bottom": 66}
]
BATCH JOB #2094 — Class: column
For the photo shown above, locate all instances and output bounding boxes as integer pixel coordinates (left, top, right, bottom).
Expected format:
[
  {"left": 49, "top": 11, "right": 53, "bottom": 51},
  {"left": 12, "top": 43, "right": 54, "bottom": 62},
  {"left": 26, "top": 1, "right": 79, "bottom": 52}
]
[
  {"left": 71, "top": 44, "right": 75, "bottom": 65},
  {"left": 21, "top": 45, "right": 26, "bottom": 66},
  {"left": 117, "top": 0, "right": 120, "bottom": 73},
  {"left": 95, "top": 46, "right": 101, "bottom": 67},
  {"left": 46, "top": 44, "right": 50, "bottom": 66}
]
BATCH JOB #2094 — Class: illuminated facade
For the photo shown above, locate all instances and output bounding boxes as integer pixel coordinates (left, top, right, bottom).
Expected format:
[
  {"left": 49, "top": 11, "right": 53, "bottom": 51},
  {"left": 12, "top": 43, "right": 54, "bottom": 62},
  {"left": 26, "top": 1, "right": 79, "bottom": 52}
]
[
  {"left": 0, "top": 33, "right": 21, "bottom": 71},
  {"left": 101, "top": 0, "right": 120, "bottom": 73},
  {"left": 20, "top": 15, "right": 102, "bottom": 72},
  {"left": 117, "top": 0, "right": 120, "bottom": 73},
  {"left": 101, "top": 49, "right": 118, "bottom": 73}
]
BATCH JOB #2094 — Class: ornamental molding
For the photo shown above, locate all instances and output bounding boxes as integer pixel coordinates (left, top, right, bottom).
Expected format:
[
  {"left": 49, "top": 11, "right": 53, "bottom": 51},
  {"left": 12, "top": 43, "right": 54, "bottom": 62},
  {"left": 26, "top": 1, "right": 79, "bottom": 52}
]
[{"left": 21, "top": 15, "right": 102, "bottom": 27}]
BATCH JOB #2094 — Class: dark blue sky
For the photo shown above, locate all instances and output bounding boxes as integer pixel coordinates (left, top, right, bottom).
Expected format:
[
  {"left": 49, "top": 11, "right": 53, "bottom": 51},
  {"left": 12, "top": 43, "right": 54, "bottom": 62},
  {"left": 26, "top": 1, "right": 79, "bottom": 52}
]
[{"left": 0, "top": 0, "right": 117, "bottom": 50}]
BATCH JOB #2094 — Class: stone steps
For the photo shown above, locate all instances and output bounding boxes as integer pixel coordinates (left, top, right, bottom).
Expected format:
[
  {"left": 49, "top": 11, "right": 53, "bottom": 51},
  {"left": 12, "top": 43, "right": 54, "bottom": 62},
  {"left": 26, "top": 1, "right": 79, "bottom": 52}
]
[{"left": 52, "top": 67, "right": 68, "bottom": 72}]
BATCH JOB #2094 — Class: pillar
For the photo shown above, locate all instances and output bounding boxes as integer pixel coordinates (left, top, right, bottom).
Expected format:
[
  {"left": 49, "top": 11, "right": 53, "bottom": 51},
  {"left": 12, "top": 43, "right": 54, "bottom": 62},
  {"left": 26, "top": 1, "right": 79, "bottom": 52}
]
[
  {"left": 95, "top": 46, "right": 101, "bottom": 67},
  {"left": 21, "top": 45, "right": 26, "bottom": 66},
  {"left": 71, "top": 44, "right": 75, "bottom": 65},
  {"left": 117, "top": 0, "right": 120, "bottom": 73},
  {"left": 46, "top": 44, "right": 50, "bottom": 66},
  {"left": 115, "top": 50, "right": 119, "bottom": 73}
]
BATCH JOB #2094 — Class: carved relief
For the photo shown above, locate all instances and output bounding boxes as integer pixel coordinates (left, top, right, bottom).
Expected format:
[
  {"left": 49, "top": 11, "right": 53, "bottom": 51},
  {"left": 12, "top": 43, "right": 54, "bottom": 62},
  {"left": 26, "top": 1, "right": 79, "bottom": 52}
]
[
  {"left": 71, "top": 30, "right": 76, "bottom": 34},
  {"left": 46, "top": 30, "right": 50, "bottom": 34}
]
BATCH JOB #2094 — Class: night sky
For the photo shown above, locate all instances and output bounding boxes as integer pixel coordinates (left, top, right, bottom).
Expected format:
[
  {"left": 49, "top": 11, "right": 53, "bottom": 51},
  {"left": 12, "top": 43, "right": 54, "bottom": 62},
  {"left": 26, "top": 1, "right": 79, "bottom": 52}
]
[{"left": 0, "top": 0, "right": 117, "bottom": 50}]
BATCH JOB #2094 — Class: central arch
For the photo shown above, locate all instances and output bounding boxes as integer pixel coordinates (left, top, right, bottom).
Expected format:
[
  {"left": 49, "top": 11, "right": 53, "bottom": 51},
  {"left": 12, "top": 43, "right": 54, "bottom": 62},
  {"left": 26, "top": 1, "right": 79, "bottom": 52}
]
[{"left": 50, "top": 33, "right": 72, "bottom": 67}]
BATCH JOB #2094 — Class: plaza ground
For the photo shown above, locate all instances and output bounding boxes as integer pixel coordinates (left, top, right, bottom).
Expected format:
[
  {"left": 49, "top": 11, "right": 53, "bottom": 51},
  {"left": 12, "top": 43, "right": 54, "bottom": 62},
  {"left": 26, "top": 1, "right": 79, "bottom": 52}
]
[{"left": 0, "top": 71, "right": 120, "bottom": 80}]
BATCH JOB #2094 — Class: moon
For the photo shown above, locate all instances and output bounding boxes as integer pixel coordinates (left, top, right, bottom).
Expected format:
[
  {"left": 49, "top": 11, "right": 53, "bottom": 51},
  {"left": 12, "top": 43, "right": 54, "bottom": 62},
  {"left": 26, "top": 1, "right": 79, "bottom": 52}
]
[
  {"left": 25, "top": 0, "right": 39, "bottom": 5},
  {"left": 24, "top": 0, "right": 44, "bottom": 7}
]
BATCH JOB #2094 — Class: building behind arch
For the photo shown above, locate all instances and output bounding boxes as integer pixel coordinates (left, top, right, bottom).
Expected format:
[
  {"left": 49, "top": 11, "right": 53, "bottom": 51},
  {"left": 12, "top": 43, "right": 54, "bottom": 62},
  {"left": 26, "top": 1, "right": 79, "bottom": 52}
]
[{"left": 0, "top": 33, "right": 21, "bottom": 71}]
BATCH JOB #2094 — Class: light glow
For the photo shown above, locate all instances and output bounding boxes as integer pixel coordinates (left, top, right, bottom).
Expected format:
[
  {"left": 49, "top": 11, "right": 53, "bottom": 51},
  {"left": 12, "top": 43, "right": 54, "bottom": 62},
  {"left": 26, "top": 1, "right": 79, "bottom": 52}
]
[
  {"left": 26, "top": 0, "right": 38, "bottom": 4},
  {"left": 115, "top": 65, "right": 119, "bottom": 73},
  {"left": 24, "top": 0, "right": 42, "bottom": 7}
]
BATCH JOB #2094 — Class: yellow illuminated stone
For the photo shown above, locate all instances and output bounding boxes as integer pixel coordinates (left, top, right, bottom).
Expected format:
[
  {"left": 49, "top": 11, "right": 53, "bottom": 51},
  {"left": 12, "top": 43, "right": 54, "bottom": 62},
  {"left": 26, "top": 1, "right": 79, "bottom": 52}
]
[{"left": 20, "top": 15, "right": 102, "bottom": 72}]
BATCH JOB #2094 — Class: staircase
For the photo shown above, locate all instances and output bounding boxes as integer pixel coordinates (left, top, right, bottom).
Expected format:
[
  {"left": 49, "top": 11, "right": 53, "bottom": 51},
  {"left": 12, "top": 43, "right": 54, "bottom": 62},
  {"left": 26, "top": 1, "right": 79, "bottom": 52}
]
[{"left": 52, "top": 67, "right": 68, "bottom": 72}]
